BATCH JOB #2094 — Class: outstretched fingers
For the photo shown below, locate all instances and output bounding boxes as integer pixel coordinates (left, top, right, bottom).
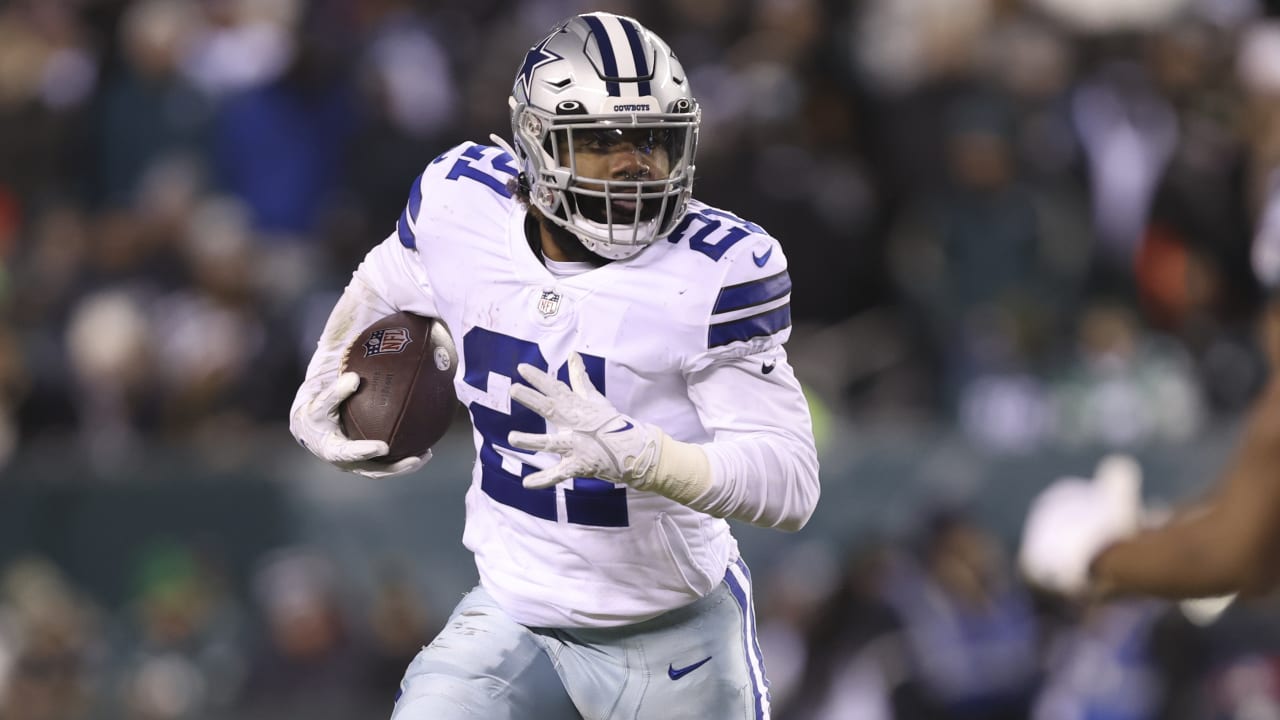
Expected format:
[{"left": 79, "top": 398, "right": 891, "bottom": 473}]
[
  {"left": 516, "top": 363, "right": 564, "bottom": 397},
  {"left": 522, "top": 464, "right": 574, "bottom": 489},
  {"left": 509, "top": 383, "right": 554, "bottom": 419},
  {"left": 566, "top": 352, "right": 598, "bottom": 398}
]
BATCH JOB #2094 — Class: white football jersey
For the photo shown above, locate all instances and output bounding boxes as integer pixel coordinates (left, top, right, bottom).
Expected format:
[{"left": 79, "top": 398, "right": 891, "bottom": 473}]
[{"left": 306, "top": 141, "right": 818, "bottom": 628}]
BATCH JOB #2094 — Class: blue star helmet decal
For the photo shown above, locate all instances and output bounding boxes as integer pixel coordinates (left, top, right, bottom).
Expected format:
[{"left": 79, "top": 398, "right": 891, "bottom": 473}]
[{"left": 516, "top": 29, "right": 565, "bottom": 100}]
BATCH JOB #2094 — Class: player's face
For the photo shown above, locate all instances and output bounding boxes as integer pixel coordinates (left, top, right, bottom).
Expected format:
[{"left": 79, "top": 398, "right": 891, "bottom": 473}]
[{"left": 558, "top": 127, "right": 673, "bottom": 225}]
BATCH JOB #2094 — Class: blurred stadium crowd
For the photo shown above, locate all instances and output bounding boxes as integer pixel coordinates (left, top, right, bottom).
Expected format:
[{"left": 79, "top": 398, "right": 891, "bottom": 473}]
[{"left": 4, "top": 0, "right": 1280, "bottom": 717}]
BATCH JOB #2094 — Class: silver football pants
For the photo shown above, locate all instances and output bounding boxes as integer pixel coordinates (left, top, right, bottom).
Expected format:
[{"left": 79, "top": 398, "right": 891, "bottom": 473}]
[{"left": 390, "top": 559, "right": 771, "bottom": 720}]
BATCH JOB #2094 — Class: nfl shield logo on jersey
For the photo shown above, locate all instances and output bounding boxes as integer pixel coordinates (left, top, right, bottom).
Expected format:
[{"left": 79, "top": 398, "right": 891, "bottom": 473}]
[
  {"left": 363, "top": 327, "right": 413, "bottom": 356},
  {"left": 537, "top": 289, "right": 562, "bottom": 317}
]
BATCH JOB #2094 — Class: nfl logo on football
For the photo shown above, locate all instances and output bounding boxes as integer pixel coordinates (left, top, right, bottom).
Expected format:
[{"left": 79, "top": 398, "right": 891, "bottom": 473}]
[
  {"left": 364, "top": 327, "right": 412, "bottom": 357},
  {"left": 537, "top": 289, "right": 562, "bottom": 318}
]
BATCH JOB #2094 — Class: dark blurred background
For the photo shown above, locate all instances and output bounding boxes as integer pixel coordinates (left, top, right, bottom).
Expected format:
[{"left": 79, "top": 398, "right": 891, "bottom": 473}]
[{"left": 3, "top": 0, "right": 1280, "bottom": 717}]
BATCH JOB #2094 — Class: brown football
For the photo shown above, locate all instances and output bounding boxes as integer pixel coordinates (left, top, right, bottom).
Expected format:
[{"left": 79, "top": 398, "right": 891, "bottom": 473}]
[{"left": 339, "top": 312, "right": 458, "bottom": 462}]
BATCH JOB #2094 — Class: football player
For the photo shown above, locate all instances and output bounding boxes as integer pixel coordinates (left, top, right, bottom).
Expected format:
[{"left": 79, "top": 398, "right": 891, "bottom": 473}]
[
  {"left": 1019, "top": 303, "right": 1280, "bottom": 601},
  {"left": 290, "top": 12, "right": 820, "bottom": 720}
]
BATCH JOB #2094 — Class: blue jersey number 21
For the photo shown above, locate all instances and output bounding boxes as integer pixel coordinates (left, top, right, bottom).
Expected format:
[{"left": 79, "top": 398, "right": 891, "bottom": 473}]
[{"left": 461, "top": 327, "right": 629, "bottom": 528}]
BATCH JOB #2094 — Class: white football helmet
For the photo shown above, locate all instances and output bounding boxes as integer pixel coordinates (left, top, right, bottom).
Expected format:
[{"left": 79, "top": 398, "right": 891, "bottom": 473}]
[{"left": 509, "top": 12, "right": 700, "bottom": 260}]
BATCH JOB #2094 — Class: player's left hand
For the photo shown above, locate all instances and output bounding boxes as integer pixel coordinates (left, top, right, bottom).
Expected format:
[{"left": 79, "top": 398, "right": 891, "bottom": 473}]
[
  {"left": 508, "top": 353, "right": 662, "bottom": 489},
  {"left": 1018, "top": 454, "right": 1144, "bottom": 597}
]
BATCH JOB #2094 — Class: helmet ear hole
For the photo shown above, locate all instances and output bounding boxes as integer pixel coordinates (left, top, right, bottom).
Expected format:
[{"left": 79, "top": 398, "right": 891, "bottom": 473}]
[{"left": 556, "top": 100, "right": 586, "bottom": 115}]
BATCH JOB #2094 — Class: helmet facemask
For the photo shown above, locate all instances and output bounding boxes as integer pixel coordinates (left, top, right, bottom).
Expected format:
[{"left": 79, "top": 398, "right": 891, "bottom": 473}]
[{"left": 512, "top": 99, "right": 700, "bottom": 260}]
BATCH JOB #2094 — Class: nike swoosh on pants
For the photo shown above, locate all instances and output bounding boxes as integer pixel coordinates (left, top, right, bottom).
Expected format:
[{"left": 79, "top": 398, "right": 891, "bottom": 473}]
[{"left": 668, "top": 656, "right": 713, "bottom": 680}]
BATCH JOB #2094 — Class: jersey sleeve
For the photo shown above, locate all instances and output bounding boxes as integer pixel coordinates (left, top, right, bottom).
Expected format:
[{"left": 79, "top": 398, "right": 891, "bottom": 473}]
[
  {"left": 668, "top": 212, "right": 818, "bottom": 530},
  {"left": 688, "top": 228, "right": 793, "bottom": 372},
  {"left": 677, "top": 345, "right": 819, "bottom": 530}
]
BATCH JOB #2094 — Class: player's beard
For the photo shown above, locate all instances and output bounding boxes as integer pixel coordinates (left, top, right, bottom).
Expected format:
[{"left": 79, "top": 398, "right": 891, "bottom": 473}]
[{"left": 529, "top": 212, "right": 611, "bottom": 266}]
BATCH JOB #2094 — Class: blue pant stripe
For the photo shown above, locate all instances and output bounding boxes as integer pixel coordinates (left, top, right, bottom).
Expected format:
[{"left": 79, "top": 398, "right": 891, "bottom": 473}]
[{"left": 724, "top": 561, "right": 770, "bottom": 719}]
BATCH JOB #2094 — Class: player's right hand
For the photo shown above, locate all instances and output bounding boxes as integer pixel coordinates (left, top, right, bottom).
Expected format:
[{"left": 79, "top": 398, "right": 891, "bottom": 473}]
[
  {"left": 1018, "top": 454, "right": 1144, "bottom": 597},
  {"left": 290, "top": 372, "right": 431, "bottom": 479}
]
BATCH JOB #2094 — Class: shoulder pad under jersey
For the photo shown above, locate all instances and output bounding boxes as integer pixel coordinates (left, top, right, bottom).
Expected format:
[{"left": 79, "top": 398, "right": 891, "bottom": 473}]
[
  {"left": 664, "top": 201, "right": 793, "bottom": 357},
  {"left": 395, "top": 141, "right": 520, "bottom": 251}
]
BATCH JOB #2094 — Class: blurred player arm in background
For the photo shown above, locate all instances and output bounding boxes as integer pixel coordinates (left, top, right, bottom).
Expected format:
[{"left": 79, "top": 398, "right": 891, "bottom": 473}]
[
  {"left": 1088, "top": 306, "right": 1280, "bottom": 598},
  {"left": 1021, "top": 304, "right": 1280, "bottom": 599}
]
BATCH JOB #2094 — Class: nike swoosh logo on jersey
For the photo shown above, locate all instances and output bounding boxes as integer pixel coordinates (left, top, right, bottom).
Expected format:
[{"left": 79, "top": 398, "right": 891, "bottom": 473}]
[
  {"left": 762, "top": 362, "right": 776, "bottom": 374},
  {"left": 607, "top": 421, "right": 635, "bottom": 433},
  {"left": 668, "top": 656, "right": 712, "bottom": 680},
  {"left": 752, "top": 247, "right": 773, "bottom": 267}
]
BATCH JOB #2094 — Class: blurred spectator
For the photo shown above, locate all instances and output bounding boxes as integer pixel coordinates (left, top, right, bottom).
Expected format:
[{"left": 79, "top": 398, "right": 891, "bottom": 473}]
[
  {"left": 1050, "top": 301, "right": 1204, "bottom": 447},
  {"left": 179, "top": 0, "right": 298, "bottom": 99},
  {"left": 239, "top": 547, "right": 379, "bottom": 720},
  {"left": 0, "top": 557, "right": 104, "bottom": 720},
  {"left": 361, "top": 562, "right": 438, "bottom": 700},
  {"left": 152, "top": 198, "right": 266, "bottom": 433},
  {"left": 343, "top": 1, "right": 461, "bottom": 273},
  {"left": 95, "top": 0, "right": 212, "bottom": 209},
  {"left": 0, "top": 1, "right": 99, "bottom": 206},
  {"left": 884, "top": 512, "right": 1041, "bottom": 720},
  {"left": 889, "top": 90, "right": 1091, "bottom": 424},
  {"left": 1033, "top": 600, "right": 1172, "bottom": 720},
  {"left": 64, "top": 288, "right": 155, "bottom": 464},
  {"left": 1158, "top": 595, "right": 1280, "bottom": 718},
  {"left": 756, "top": 540, "right": 843, "bottom": 709},
  {"left": 116, "top": 542, "right": 247, "bottom": 720},
  {"left": 356, "top": 1, "right": 457, "bottom": 142},
  {"left": 210, "top": 8, "right": 354, "bottom": 241},
  {"left": 782, "top": 541, "right": 916, "bottom": 720}
]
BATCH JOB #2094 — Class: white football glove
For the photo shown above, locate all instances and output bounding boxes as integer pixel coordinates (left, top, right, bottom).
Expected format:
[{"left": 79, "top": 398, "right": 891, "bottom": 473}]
[
  {"left": 507, "top": 353, "right": 711, "bottom": 503},
  {"left": 291, "top": 372, "right": 431, "bottom": 479},
  {"left": 1018, "top": 454, "right": 1143, "bottom": 596}
]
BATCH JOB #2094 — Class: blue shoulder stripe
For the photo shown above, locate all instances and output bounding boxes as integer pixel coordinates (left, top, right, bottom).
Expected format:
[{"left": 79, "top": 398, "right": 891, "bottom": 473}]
[
  {"left": 397, "top": 208, "right": 414, "bottom": 248},
  {"left": 407, "top": 171, "right": 424, "bottom": 219},
  {"left": 713, "top": 270, "right": 791, "bottom": 315},
  {"left": 397, "top": 172, "right": 425, "bottom": 249},
  {"left": 708, "top": 303, "right": 791, "bottom": 348}
]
